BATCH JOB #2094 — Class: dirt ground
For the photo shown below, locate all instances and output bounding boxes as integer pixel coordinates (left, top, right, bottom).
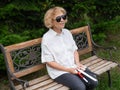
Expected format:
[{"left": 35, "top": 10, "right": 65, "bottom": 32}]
[{"left": 0, "top": 71, "right": 10, "bottom": 90}]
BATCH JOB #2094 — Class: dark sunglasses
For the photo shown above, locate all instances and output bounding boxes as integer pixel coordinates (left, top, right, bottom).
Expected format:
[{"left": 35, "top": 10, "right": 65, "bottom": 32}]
[{"left": 55, "top": 14, "right": 67, "bottom": 22}]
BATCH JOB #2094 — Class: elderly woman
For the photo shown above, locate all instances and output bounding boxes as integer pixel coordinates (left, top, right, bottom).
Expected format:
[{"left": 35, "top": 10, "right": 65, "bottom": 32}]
[{"left": 41, "top": 6, "right": 98, "bottom": 90}]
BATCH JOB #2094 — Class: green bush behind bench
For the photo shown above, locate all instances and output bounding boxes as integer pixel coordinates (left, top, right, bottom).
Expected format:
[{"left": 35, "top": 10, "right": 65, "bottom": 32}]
[{"left": 0, "top": 0, "right": 120, "bottom": 71}]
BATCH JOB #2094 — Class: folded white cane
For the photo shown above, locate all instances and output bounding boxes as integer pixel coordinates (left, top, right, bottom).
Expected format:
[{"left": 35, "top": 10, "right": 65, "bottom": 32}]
[
  {"left": 77, "top": 71, "right": 88, "bottom": 83},
  {"left": 77, "top": 69, "right": 98, "bottom": 82}
]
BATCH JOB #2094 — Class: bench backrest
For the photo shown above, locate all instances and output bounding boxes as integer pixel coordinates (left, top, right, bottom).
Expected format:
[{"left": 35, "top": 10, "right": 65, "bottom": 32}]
[
  {"left": 71, "top": 25, "right": 92, "bottom": 55},
  {"left": 3, "top": 38, "right": 44, "bottom": 78},
  {"left": 2, "top": 25, "right": 92, "bottom": 78}
]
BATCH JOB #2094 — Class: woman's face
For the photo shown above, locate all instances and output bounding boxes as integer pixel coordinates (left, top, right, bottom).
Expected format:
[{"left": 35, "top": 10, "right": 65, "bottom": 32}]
[{"left": 52, "top": 10, "right": 67, "bottom": 31}]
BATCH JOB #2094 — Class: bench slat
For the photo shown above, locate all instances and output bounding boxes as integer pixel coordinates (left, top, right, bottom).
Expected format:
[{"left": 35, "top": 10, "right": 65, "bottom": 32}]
[
  {"left": 14, "top": 64, "right": 45, "bottom": 78},
  {"left": 56, "top": 86, "right": 69, "bottom": 90},
  {"left": 84, "top": 58, "right": 102, "bottom": 67},
  {"left": 94, "top": 63, "right": 118, "bottom": 75},
  {"left": 46, "top": 84, "right": 63, "bottom": 90},
  {"left": 25, "top": 79, "right": 54, "bottom": 90},
  {"left": 81, "top": 55, "right": 98, "bottom": 64},
  {"left": 15, "top": 75, "right": 50, "bottom": 89},
  {"left": 28, "top": 75, "right": 50, "bottom": 85},
  {"left": 70, "top": 26, "right": 88, "bottom": 34},
  {"left": 36, "top": 82, "right": 58, "bottom": 90},
  {"left": 92, "top": 61, "right": 113, "bottom": 72},
  {"left": 5, "top": 38, "right": 42, "bottom": 52},
  {"left": 78, "top": 47, "right": 93, "bottom": 55},
  {"left": 89, "top": 60, "right": 107, "bottom": 70}
]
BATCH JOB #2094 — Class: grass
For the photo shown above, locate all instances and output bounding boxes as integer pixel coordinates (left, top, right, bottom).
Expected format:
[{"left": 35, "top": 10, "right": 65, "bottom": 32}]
[
  {"left": 0, "top": 29, "right": 120, "bottom": 90},
  {"left": 95, "top": 29, "right": 120, "bottom": 90},
  {"left": 0, "top": 74, "right": 9, "bottom": 90},
  {"left": 96, "top": 68, "right": 120, "bottom": 90}
]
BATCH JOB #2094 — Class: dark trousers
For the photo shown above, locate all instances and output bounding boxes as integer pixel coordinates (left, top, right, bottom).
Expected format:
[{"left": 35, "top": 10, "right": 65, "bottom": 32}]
[{"left": 54, "top": 68, "right": 98, "bottom": 90}]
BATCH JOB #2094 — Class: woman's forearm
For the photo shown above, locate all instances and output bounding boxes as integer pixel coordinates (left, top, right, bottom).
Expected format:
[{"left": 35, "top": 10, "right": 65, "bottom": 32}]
[
  {"left": 74, "top": 50, "right": 86, "bottom": 70},
  {"left": 74, "top": 50, "right": 80, "bottom": 64},
  {"left": 46, "top": 61, "right": 77, "bottom": 74},
  {"left": 46, "top": 61, "right": 69, "bottom": 72}
]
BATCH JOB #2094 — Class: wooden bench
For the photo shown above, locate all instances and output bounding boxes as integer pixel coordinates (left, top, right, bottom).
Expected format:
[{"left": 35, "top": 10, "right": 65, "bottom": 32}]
[{"left": 0, "top": 25, "right": 119, "bottom": 90}]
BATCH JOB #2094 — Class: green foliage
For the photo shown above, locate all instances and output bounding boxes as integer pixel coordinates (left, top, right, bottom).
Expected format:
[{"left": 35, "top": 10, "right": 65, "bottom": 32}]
[
  {"left": 93, "top": 33, "right": 106, "bottom": 43},
  {"left": 0, "top": 0, "right": 120, "bottom": 71},
  {"left": 0, "top": 34, "right": 28, "bottom": 46},
  {"left": 106, "top": 16, "right": 120, "bottom": 33}
]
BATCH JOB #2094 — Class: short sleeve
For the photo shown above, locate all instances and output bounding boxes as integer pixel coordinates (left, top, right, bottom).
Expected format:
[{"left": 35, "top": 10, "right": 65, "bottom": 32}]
[
  {"left": 72, "top": 39, "right": 78, "bottom": 51},
  {"left": 41, "top": 43, "right": 54, "bottom": 63}
]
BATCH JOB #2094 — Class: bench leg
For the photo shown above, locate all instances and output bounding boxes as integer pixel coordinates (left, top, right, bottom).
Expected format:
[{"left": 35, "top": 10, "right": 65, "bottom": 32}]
[{"left": 107, "top": 70, "right": 112, "bottom": 87}]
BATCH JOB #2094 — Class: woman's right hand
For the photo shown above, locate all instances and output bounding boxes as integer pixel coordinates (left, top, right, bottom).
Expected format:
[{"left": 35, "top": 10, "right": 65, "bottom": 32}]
[{"left": 67, "top": 68, "right": 78, "bottom": 74}]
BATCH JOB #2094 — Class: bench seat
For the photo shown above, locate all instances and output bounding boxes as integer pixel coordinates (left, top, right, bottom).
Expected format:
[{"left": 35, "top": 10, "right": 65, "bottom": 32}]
[
  {"left": 15, "top": 56, "right": 117, "bottom": 90},
  {"left": 15, "top": 75, "right": 69, "bottom": 90}
]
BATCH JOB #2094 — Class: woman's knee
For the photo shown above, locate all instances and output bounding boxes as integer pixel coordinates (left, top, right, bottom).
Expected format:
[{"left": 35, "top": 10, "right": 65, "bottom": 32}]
[
  {"left": 72, "top": 83, "right": 86, "bottom": 90},
  {"left": 88, "top": 80, "right": 98, "bottom": 89},
  {"left": 93, "top": 80, "right": 98, "bottom": 88}
]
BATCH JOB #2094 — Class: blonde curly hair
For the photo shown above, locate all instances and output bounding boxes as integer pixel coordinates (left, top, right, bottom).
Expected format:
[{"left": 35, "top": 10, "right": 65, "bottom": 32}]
[{"left": 44, "top": 6, "right": 67, "bottom": 28}]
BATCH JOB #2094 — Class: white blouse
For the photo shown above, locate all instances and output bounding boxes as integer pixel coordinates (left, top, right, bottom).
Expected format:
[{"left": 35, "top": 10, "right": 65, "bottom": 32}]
[{"left": 41, "top": 28, "right": 78, "bottom": 79}]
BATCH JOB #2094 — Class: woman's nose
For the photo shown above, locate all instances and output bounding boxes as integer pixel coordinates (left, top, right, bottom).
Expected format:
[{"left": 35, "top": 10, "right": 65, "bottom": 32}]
[{"left": 61, "top": 18, "right": 64, "bottom": 22}]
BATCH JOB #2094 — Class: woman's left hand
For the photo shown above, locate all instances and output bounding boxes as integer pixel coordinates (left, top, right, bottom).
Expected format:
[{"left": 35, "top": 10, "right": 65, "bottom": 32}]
[{"left": 76, "top": 63, "right": 86, "bottom": 71}]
